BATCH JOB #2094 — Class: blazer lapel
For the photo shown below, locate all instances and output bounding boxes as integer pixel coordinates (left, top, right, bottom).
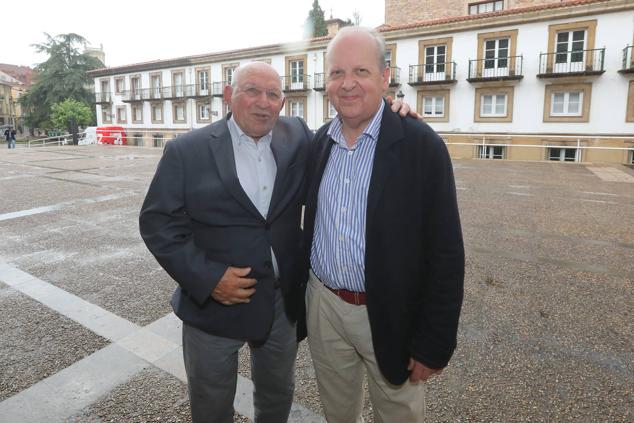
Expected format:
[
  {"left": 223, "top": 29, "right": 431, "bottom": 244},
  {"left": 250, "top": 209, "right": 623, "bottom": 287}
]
[
  {"left": 208, "top": 117, "right": 263, "bottom": 220},
  {"left": 266, "top": 126, "right": 293, "bottom": 222},
  {"left": 366, "top": 103, "right": 404, "bottom": 228}
]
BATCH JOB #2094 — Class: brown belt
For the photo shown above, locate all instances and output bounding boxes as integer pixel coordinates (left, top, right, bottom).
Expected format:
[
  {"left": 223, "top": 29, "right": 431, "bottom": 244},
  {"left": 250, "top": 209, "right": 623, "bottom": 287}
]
[{"left": 325, "top": 285, "right": 366, "bottom": 305}]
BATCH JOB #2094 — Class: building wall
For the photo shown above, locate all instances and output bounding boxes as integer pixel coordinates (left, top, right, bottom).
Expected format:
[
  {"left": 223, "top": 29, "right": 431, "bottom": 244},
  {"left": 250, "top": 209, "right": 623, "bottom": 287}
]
[
  {"left": 385, "top": 0, "right": 564, "bottom": 25},
  {"left": 91, "top": 2, "right": 634, "bottom": 164}
]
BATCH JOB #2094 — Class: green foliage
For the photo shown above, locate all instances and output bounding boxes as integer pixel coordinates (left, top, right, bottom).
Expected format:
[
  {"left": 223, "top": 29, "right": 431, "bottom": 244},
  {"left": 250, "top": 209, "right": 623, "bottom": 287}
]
[
  {"left": 19, "top": 33, "right": 103, "bottom": 129},
  {"left": 304, "top": 0, "right": 327, "bottom": 38},
  {"left": 50, "top": 98, "right": 93, "bottom": 131}
]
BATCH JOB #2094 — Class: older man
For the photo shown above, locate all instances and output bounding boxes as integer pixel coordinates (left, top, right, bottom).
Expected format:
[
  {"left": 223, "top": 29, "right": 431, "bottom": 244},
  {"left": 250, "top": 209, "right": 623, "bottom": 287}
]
[
  {"left": 303, "top": 27, "right": 465, "bottom": 422},
  {"left": 140, "top": 62, "right": 311, "bottom": 422}
]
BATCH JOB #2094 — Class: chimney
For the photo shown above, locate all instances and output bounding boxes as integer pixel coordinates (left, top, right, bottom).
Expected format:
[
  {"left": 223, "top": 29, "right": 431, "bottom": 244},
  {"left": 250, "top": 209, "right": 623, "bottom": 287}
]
[{"left": 325, "top": 18, "right": 350, "bottom": 36}]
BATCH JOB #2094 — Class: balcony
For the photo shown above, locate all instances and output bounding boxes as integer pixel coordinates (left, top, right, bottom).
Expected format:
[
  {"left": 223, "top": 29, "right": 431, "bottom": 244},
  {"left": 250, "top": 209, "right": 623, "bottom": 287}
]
[
  {"left": 313, "top": 73, "right": 325, "bottom": 91},
  {"left": 388, "top": 67, "right": 401, "bottom": 87},
  {"left": 94, "top": 92, "right": 111, "bottom": 104},
  {"left": 537, "top": 48, "right": 605, "bottom": 78},
  {"left": 619, "top": 46, "right": 634, "bottom": 74},
  {"left": 192, "top": 84, "right": 213, "bottom": 98},
  {"left": 280, "top": 75, "right": 311, "bottom": 92},
  {"left": 467, "top": 56, "right": 524, "bottom": 82},
  {"left": 408, "top": 62, "right": 457, "bottom": 86},
  {"left": 212, "top": 81, "right": 228, "bottom": 97}
]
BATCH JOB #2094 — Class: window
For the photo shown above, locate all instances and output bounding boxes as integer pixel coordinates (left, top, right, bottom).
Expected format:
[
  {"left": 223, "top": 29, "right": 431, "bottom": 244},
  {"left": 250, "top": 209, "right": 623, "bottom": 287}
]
[
  {"left": 114, "top": 78, "right": 125, "bottom": 94},
  {"left": 478, "top": 145, "right": 505, "bottom": 159},
  {"left": 173, "top": 103, "right": 186, "bottom": 122},
  {"left": 475, "top": 87, "right": 514, "bottom": 122},
  {"left": 101, "top": 106, "right": 112, "bottom": 123},
  {"left": 223, "top": 65, "right": 237, "bottom": 85},
  {"left": 150, "top": 74, "right": 162, "bottom": 99},
  {"left": 153, "top": 133, "right": 164, "bottom": 148},
  {"left": 290, "top": 100, "right": 304, "bottom": 117},
  {"left": 198, "top": 101, "right": 211, "bottom": 122},
  {"left": 290, "top": 60, "right": 305, "bottom": 90},
  {"left": 173, "top": 72, "right": 184, "bottom": 98},
  {"left": 323, "top": 97, "right": 337, "bottom": 122},
  {"left": 543, "top": 83, "right": 591, "bottom": 122},
  {"left": 132, "top": 104, "right": 143, "bottom": 123},
  {"left": 100, "top": 79, "right": 110, "bottom": 95},
  {"left": 198, "top": 70, "right": 209, "bottom": 93},
  {"left": 481, "top": 94, "right": 507, "bottom": 117},
  {"left": 286, "top": 96, "right": 306, "bottom": 119},
  {"left": 423, "top": 96, "right": 444, "bottom": 118},
  {"left": 484, "top": 38, "right": 509, "bottom": 71},
  {"left": 629, "top": 149, "right": 634, "bottom": 165},
  {"left": 469, "top": 1, "right": 503, "bottom": 15},
  {"left": 551, "top": 91, "right": 583, "bottom": 116},
  {"left": 130, "top": 76, "right": 141, "bottom": 100},
  {"left": 425, "top": 45, "right": 446, "bottom": 78},
  {"left": 555, "top": 30, "right": 586, "bottom": 66},
  {"left": 116, "top": 106, "right": 127, "bottom": 123},
  {"left": 151, "top": 103, "right": 163, "bottom": 123},
  {"left": 132, "top": 133, "right": 143, "bottom": 146},
  {"left": 548, "top": 148, "right": 578, "bottom": 162},
  {"left": 417, "top": 89, "right": 449, "bottom": 122}
]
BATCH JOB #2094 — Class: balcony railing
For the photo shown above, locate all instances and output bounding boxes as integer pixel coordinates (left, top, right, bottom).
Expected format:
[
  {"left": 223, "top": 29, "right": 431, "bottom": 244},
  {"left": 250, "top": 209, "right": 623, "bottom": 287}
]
[
  {"left": 388, "top": 67, "right": 401, "bottom": 87},
  {"left": 619, "top": 46, "right": 634, "bottom": 73},
  {"left": 95, "top": 92, "right": 111, "bottom": 103},
  {"left": 467, "top": 55, "right": 523, "bottom": 82},
  {"left": 313, "top": 73, "right": 325, "bottom": 91},
  {"left": 408, "top": 62, "right": 457, "bottom": 86},
  {"left": 537, "top": 48, "right": 605, "bottom": 77},
  {"left": 212, "top": 81, "right": 229, "bottom": 97},
  {"left": 121, "top": 85, "right": 205, "bottom": 102},
  {"left": 280, "top": 75, "right": 311, "bottom": 92}
]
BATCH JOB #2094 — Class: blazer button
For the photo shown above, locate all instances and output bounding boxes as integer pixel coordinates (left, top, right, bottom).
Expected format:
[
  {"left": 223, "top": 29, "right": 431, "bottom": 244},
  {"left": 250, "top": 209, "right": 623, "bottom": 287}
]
[
  {"left": 273, "top": 279, "right": 281, "bottom": 289},
  {"left": 264, "top": 260, "right": 272, "bottom": 269}
]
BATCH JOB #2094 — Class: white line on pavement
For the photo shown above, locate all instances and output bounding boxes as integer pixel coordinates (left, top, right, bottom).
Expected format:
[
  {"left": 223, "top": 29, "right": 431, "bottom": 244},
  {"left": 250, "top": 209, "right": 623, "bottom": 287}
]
[{"left": 0, "top": 261, "right": 323, "bottom": 422}]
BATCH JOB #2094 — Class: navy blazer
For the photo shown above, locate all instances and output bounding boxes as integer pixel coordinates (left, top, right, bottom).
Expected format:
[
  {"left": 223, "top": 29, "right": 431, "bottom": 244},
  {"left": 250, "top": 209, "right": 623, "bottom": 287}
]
[
  {"left": 140, "top": 115, "right": 311, "bottom": 341},
  {"left": 302, "top": 103, "right": 465, "bottom": 385}
]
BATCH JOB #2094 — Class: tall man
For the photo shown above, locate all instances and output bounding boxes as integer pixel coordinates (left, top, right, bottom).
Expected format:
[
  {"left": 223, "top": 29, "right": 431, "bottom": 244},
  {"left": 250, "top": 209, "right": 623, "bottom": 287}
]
[
  {"left": 303, "top": 27, "right": 465, "bottom": 422},
  {"left": 139, "top": 62, "right": 311, "bottom": 423}
]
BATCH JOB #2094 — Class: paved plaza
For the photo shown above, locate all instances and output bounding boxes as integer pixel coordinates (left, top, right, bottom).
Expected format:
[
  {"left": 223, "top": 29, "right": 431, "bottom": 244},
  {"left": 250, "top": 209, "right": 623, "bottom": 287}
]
[{"left": 0, "top": 145, "right": 632, "bottom": 422}]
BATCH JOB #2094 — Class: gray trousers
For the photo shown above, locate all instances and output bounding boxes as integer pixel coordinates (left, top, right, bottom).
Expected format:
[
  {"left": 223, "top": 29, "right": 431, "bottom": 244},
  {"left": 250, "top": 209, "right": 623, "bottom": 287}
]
[{"left": 182, "top": 290, "right": 298, "bottom": 423}]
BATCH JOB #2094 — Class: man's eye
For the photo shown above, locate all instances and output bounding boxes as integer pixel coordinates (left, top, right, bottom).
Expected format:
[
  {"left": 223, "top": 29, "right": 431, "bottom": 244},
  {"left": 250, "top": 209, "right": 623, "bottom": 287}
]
[
  {"left": 266, "top": 91, "right": 281, "bottom": 100},
  {"left": 245, "top": 87, "right": 260, "bottom": 96},
  {"left": 356, "top": 69, "right": 369, "bottom": 76}
]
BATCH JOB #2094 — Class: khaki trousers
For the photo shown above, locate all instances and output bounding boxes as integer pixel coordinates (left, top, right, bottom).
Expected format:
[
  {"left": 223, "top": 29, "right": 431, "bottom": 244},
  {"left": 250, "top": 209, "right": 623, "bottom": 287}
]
[{"left": 306, "top": 271, "right": 425, "bottom": 423}]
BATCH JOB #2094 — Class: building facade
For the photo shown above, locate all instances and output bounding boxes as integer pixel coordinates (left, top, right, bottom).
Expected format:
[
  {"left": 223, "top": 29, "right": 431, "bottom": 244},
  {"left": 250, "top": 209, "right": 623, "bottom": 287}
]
[
  {"left": 0, "top": 70, "right": 25, "bottom": 130},
  {"left": 89, "top": 0, "right": 634, "bottom": 164},
  {"left": 385, "top": 0, "right": 563, "bottom": 25}
]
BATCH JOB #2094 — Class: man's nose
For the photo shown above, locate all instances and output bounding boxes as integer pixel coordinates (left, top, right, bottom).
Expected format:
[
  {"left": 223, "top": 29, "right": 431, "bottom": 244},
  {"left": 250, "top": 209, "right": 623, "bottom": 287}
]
[{"left": 341, "top": 74, "right": 357, "bottom": 90}]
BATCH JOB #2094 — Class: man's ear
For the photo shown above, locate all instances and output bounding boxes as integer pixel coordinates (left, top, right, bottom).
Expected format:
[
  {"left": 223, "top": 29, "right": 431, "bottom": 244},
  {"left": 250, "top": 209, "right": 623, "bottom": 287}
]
[
  {"left": 223, "top": 85, "right": 233, "bottom": 105},
  {"left": 382, "top": 66, "right": 390, "bottom": 90},
  {"left": 279, "top": 96, "right": 286, "bottom": 113}
]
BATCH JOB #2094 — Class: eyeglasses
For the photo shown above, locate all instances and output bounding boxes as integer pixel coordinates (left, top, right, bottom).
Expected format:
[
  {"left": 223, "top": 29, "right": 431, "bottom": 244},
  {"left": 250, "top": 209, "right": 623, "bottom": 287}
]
[{"left": 238, "top": 85, "right": 283, "bottom": 102}]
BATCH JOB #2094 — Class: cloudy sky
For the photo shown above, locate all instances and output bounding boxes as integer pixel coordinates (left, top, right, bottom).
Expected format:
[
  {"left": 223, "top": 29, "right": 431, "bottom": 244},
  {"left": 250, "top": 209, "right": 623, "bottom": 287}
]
[{"left": 1, "top": 0, "right": 385, "bottom": 68}]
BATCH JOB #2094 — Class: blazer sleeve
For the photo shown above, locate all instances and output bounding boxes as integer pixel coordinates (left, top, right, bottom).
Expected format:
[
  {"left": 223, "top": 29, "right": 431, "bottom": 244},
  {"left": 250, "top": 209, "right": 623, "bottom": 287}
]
[
  {"left": 139, "top": 140, "right": 228, "bottom": 306},
  {"left": 410, "top": 131, "right": 465, "bottom": 369}
]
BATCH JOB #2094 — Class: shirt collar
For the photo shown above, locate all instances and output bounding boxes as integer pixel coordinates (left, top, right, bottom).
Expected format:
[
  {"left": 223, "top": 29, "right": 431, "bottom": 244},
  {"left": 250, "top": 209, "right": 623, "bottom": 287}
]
[
  {"left": 228, "top": 115, "right": 272, "bottom": 146},
  {"left": 327, "top": 100, "right": 385, "bottom": 149}
]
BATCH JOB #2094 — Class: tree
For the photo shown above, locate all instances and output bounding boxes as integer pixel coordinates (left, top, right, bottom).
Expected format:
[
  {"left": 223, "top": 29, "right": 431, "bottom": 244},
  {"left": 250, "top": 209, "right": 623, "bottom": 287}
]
[
  {"left": 50, "top": 98, "right": 93, "bottom": 131},
  {"left": 352, "top": 10, "right": 362, "bottom": 26},
  {"left": 304, "top": 0, "right": 328, "bottom": 39},
  {"left": 20, "top": 33, "right": 103, "bottom": 129}
]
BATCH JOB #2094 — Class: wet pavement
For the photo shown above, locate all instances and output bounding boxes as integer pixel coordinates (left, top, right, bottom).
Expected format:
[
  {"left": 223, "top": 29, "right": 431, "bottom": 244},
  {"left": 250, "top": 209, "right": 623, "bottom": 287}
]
[{"left": 0, "top": 145, "right": 632, "bottom": 422}]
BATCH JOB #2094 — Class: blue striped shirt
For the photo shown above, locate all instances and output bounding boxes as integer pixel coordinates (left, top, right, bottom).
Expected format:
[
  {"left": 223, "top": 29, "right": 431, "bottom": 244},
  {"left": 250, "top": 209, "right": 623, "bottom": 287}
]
[{"left": 310, "top": 101, "right": 385, "bottom": 292}]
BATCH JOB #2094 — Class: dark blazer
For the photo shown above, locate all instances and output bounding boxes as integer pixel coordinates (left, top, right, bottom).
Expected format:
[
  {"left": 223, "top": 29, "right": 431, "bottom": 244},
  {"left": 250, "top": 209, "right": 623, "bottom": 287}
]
[
  {"left": 302, "top": 102, "right": 465, "bottom": 385},
  {"left": 140, "top": 115, "right": 311, "bottom": 342}
]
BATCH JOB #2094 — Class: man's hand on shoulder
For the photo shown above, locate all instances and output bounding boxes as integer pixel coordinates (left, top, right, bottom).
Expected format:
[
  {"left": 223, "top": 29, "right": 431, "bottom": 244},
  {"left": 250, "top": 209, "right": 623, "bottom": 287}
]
[
  {"left": 407, "top": 358, "right": 442, "bottom": 383},
  {"left": 211, "top": 266, "right": 257, "bottom": 305},
  {"left": 386, "top": 95, "right": 423, "bottom": 120}
]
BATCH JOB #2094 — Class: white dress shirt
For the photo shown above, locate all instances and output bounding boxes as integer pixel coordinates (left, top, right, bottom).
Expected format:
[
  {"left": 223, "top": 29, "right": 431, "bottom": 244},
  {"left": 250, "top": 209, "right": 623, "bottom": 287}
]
[{"left": 227, "top": 116, "right": 279, "bottom": 278}]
